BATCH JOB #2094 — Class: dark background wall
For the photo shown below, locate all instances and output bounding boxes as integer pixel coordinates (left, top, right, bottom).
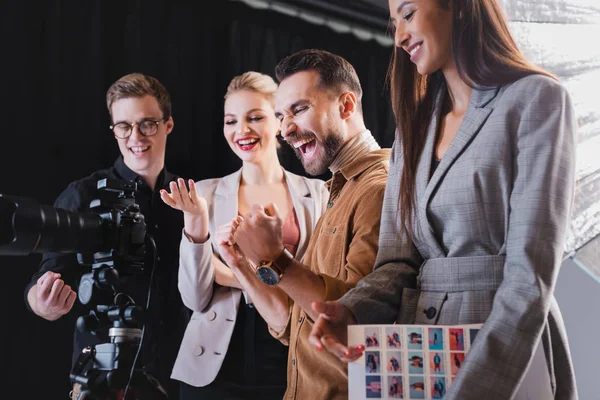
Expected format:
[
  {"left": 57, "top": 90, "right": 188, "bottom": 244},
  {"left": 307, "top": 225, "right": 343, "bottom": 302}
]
[{"left": 0, "top": 1, "right": 394, "bottom": 398}]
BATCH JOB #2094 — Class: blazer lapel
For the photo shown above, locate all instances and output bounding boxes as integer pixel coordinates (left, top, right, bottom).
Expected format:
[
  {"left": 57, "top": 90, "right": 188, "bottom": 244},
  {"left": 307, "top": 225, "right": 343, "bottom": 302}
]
[
  {"left": 418, "top": 85, "right": 499, "bottom": 256},
  {"left": 284, "top": 170, "right": 313, "bottom": 260},
  {"left": 423, "top": 85, "right": 499, "bottom": 204}
]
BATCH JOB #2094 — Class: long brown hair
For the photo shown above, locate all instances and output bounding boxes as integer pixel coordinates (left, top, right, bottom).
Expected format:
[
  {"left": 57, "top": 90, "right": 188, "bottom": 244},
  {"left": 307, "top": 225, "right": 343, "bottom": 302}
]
[{"left": 390, "top": 0, "right": 556, "bottom": 236}]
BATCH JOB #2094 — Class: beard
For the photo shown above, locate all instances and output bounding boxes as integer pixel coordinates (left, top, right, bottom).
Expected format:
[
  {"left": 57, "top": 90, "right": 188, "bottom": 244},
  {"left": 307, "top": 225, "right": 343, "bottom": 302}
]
[{"left": 288, "top": 130, "right": 344, "bottom": 176}]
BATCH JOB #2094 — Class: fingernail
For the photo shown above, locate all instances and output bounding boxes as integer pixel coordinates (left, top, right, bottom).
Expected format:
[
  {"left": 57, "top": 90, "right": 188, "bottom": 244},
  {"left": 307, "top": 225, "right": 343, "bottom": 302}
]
[{"left": 344, "top": 350, "right": 350, "bottom": 357}]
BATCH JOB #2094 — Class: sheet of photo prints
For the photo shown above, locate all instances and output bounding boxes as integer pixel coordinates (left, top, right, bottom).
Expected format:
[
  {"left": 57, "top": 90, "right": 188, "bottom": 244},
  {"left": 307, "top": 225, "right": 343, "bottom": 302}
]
[{"left": 348, "top": 324, "right": 483, "bottom": 399}]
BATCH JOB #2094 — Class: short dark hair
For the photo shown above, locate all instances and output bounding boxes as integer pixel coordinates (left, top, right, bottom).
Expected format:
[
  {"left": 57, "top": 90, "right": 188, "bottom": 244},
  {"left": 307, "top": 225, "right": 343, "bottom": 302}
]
[
  {"left": 275, "top": 49, "right": 363, "bottom": 112},
  {"left": 106, "top": 73, "right": 172, "bottom": 120}
]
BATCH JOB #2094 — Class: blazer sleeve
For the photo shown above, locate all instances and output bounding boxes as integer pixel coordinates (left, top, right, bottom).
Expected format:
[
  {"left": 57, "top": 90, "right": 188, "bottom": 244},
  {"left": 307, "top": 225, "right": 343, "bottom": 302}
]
[
  {"left": 177, "top": 180, "right": 218, "bottom": 312},
  {"left": 178, "top": 234, "right": 214, "bottom": 312},
  {"left": 447, "top": 77, "right": 577, "bottom": 399},
  {"left": 339, "top": 141, "right": 422, "bottom": 323}
]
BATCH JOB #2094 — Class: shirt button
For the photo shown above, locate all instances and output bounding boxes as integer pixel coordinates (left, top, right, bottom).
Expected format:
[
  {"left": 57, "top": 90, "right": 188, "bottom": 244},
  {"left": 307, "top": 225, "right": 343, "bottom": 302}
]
[
  {"left": 154, "top": 224, "right": 159, "bottom": 229},
  {"left": 424, "top": 307, "right": 437, "bottom": 319},
  {"left": 291, "top": 359, "right": 296, "bottom": 366},
  {"left": 208, "top": 311, "right": 217, "bottom": 321}
]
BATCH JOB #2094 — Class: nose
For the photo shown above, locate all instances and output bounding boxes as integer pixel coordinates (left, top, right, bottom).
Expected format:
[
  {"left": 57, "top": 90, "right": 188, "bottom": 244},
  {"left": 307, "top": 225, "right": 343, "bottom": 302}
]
[
  {"left": 280, "top": 117, "right": 297, "bottom": 140},
  {"left": 130, "top": 122, "right": 144, "bottom": 139},
  {"left": 395, "top": 26, "right": 410, "bottom": 49},
  {"left": 236, "top": 120, "right": 250, "bottom": 136}
]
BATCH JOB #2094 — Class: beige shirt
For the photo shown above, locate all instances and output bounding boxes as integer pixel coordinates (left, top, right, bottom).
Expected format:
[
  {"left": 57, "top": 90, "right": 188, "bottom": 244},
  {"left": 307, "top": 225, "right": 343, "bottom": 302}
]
[{"left": 272, "top": 146, "right": 391, "bottom": 400}]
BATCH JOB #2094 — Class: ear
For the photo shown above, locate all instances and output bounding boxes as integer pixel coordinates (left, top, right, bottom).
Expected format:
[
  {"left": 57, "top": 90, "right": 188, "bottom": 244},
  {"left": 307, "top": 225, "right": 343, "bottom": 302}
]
[
  {"left": 165, "top": 116, "right": 175, "bottom": 135},
  {"left": 339, "top": 91, "right": 358, "bottom": 121}
]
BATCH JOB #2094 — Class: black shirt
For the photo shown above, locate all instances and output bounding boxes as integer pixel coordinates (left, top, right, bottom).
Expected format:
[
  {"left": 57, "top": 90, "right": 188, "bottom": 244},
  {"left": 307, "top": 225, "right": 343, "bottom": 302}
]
[{"left": 24, "top": 156, "right": 188, "bottom": 398}]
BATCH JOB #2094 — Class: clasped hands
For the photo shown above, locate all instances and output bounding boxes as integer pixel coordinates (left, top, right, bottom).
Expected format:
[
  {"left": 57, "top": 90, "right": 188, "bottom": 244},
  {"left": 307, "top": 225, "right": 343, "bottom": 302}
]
[{"left": 161, "top": 179, "right": 365, "bottom": 363}]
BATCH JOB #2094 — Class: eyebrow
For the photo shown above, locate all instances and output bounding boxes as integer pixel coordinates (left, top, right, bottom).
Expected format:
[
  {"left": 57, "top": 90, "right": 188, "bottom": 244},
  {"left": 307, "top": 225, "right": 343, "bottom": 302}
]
[
  {"left": 112, "top": 117, "right": 160, "bottom": 125},
  {"left": 280, "top": 99, "right": 309, "bottom": 114},
  {"left": 396, "top": 1, "right": 413, "bottom": 14},
  {"left": 224, "top": 108, "right": 266, "bottom": 118}
]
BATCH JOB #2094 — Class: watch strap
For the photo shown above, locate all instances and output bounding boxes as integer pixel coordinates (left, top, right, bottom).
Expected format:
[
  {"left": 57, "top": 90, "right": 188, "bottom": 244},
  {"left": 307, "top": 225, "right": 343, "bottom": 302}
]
[{"left": 274, "top": 247, "right": 294, "bottom": 273}]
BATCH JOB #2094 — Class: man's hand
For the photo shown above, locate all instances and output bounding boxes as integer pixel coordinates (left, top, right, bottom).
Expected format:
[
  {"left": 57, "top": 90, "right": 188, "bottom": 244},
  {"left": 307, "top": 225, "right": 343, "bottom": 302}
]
[
  {"left": 30, "top": 271, "right": 77, "bottom": 321},
  {"left": 308, "top": 300, "right": 365, "bottom": 363},
  {"left": 160, "top": 178, "right": 209, "bottom": 243},
  {"left": 234, "top": 203, "right": 284, "bottom": 263}
]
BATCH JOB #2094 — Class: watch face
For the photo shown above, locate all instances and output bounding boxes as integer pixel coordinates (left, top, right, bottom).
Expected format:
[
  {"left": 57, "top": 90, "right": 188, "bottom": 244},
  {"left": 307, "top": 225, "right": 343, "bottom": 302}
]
[{"left": 257, "top": 266, "right": 280, "bottom": 286}]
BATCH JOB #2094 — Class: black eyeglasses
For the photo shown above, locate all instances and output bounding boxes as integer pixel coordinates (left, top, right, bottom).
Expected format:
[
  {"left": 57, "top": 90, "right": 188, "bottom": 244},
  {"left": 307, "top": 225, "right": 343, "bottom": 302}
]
[{"left": 110, "top": 118, "right": 166, "bottom": 139}]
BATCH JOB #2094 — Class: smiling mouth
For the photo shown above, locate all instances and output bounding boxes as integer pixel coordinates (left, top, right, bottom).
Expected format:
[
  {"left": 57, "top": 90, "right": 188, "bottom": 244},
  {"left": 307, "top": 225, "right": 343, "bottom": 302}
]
[
  {"left": 236, "top": 137, "right": 260, "bottom": 151},
  {"left": 407, "top": 42, "right": 423, "bottom": 61},
  {"left": 130, "top": 145, "right": 150, "bottom": 155},
  {"left": 291, "top": 137, "right": 317, "bottom": 160}
]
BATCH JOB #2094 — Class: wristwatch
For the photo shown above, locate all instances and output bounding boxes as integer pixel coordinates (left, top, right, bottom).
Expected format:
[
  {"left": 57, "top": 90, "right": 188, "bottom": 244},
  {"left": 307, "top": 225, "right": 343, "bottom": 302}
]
[{"left": 256, "top": 247, "right": 294, "bottom": 286}]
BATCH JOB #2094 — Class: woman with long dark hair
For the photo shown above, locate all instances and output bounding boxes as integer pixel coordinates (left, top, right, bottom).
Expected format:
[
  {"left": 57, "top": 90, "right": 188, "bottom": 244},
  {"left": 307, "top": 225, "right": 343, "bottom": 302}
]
[{"left": 308, "top": 0, "right": 578, "bottom": 398}]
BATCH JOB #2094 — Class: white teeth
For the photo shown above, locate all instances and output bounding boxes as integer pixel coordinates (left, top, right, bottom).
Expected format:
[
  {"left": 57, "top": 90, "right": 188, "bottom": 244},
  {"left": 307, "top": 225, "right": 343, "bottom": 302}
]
[
  {"left": 292, "top": 137, "right": 314, "bottom": 149},
  {"left": 238, "top": 138, "right": 258, "bottom": 146},
  {"left": 410, "top": 44, "right": 421, "bottom": 57},
  {"left": 131, "top": 146, "right": 150, "bottom": 153}
]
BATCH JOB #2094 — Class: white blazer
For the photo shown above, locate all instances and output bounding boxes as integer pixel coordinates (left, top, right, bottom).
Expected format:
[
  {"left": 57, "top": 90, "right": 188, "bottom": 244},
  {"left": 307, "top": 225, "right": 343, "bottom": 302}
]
[{"left": 171, "top": 167, "right": 328, "bottom": 387}]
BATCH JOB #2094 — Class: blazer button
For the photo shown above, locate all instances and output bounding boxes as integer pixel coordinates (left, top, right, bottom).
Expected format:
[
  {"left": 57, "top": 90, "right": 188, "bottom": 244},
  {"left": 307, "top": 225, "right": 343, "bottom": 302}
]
[
  {"left": 424, "top": 307, "right": 437, "bottom": 319},
  {"left": 208, "top": 311, "right": 217, "bottom": 321},
  {"left": 193, "top": 346, "right": 205, "bottom": 356}
]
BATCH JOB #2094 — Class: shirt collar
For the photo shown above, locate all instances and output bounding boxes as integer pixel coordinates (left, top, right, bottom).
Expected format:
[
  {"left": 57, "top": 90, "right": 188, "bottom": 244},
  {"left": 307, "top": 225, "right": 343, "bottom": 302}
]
[
  {"left": 113, "top": 155, "right": 170, "bottom": 192},
  {"left": 329, "top": 130, "right": 380, "bottom": 174},
  {"left": 330, "top": 148, "right": 391, "bottom": 185}
]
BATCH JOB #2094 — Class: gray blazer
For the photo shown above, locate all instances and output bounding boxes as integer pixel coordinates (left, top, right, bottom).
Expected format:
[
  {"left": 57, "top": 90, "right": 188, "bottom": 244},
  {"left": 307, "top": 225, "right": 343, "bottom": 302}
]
[
  {"left": 340, "top": 74, "right": 578, "bottom": 399},
  {"left": 171, "top": 168, "right": 328, "bottom": 387}
]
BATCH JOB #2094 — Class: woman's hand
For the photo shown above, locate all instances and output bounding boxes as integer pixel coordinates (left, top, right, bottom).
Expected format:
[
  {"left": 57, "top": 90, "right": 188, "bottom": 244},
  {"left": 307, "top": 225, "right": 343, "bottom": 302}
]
[
  {"left": 160, "top": 178, "right": 209, "bottom": 243},
  {"left": 308, "top": 300, "right": 365, "bottom": 363},
  {"left": 215, "top": 216, "right": 247, "bottom": 270}
]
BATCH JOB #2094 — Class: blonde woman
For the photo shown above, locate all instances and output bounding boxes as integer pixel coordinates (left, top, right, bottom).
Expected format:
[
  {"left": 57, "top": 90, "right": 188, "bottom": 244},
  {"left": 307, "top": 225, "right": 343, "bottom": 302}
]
[{"left": 161, "top": 71, "right": 327, "bottom": 399}]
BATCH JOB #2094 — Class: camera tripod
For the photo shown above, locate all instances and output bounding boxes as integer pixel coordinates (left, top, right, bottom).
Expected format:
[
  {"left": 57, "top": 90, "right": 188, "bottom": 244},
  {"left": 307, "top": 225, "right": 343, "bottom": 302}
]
[{"left": 69, "top": 304, "right": 168, "bottom": 400}]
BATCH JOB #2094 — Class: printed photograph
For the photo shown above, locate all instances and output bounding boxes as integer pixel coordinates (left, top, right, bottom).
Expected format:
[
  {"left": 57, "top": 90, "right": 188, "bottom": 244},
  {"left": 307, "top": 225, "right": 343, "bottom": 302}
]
[
  {"left": 388, "top": 375, "right": 404, "bottom": 398},
  {"left": 408, "top": 351, "right": 424, "bottom": 374},
  {"left": 364, "top": 327, "right": 381, "bottom": 348},
  {"left": 365, "top": 351, "right": 381, "bottom": 374},
  {"left": 428, "top": 327, "right": 444, "bottom": 350},
  {"left": 366, "top": 375, "right": 382, "bottom": 398},
  {"left": 429, "top": 351, "right": 445, "bottom": 375},
  {"left": 386, "top": 351, "right": 403, "bottom": 373},
  {"left": 449, "top": 328, "right": 464, "bottom": 351},
  {"left": 406, "top": 327, "right": 423, "bottom": 350},
  {"left": 469, "top": 328, "right": 480, "bottom": 347},
  {"left": 450, "top": 352, "right": 466, "bottom": 376},
  {"left": 409, "top": 376, "right": 426, "bottom": 399},
  {"left": 431, "top": 377, "right": 447, "bottom": 399},
  {"left": 386, "top": 326, "right": 402, "bottom": 348}
]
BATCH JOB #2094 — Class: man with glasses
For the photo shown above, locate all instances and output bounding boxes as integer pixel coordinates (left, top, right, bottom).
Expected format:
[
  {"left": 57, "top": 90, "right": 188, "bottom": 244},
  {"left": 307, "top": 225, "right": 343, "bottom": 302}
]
[{"left": 24, "top": 73, "right": 188, "bottom": 400}]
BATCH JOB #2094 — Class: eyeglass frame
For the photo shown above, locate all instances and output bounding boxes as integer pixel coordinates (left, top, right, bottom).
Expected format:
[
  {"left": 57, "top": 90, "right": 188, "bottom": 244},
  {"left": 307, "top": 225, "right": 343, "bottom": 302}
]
[{"left": 110, "top": 117, "right": 168, "bottom": 139}]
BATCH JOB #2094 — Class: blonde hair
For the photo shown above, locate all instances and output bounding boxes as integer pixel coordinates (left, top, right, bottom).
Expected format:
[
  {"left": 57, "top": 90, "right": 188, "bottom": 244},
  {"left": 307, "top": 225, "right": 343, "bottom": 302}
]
[
  {"left": 106, "top": 73, "right": 171, "bottom": 119},
  {"left": 224, "top": 71, "right": 278, "bottom": 106}
]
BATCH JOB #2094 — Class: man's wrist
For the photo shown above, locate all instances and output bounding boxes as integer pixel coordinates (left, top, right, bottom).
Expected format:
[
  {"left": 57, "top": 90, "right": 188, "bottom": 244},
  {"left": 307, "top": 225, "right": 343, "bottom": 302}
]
[{"left": 273, "top": 247, "right": 294, "bottom": 273}]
